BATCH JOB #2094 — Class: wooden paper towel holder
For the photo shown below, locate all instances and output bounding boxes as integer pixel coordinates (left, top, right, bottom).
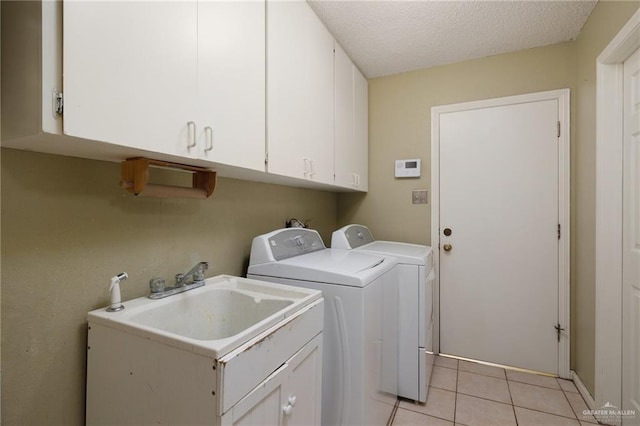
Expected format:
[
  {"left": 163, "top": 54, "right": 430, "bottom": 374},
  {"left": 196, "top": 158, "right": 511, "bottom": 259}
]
[{"left": 120, "top": 157, "right": 217, "bottom": 199}]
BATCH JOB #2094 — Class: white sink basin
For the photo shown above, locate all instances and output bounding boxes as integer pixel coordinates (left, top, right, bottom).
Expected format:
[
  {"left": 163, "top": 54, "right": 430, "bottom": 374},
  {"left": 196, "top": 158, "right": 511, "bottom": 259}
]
[
  {"left": 87, "top": 275, "right": 322, "bottom": 358},
  {"left": 130, "top": 289, "right": 293, "bottom": 341}
]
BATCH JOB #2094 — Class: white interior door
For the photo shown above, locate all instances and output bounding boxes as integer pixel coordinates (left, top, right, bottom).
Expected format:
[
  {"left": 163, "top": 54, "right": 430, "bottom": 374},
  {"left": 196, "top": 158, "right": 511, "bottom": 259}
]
[
  {"left": 438, "top": 98, "right": 560, "bottom": 374},
  {"left": 622, "top": 46, "right": 640, "bottom": 426}
]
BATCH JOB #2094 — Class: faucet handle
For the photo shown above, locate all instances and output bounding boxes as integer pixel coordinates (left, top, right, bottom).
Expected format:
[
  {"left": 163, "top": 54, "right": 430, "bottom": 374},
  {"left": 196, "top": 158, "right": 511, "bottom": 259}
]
[
  {"left": 174, "top": 273, "right": 185, "bottom": 286},
  {"left": 193, "top": 262, "right": 208, "bottom": 281},
  {"left": 149, "top": 277, "right": 165, "bottom": 293}
]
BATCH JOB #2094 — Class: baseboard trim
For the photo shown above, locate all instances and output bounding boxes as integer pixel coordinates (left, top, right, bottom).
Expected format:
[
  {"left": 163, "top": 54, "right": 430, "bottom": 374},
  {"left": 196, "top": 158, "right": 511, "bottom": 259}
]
[{"left": 571, "top": 370, "right": 595, "bottom": 410}]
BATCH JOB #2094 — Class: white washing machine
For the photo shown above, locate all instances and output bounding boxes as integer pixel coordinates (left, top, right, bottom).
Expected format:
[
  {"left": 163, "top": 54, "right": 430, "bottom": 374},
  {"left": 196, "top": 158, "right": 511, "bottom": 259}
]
[
  {"left": 247, "top": 228, "right": 398, "bottom": 426},
  {"left": 332, "top": 224, "right": 434, "bottom": 403}
]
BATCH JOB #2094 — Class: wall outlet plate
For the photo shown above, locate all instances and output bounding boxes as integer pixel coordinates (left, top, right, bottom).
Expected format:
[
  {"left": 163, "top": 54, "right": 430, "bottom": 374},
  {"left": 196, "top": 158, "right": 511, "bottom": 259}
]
[{"left": 412, "top": 190, "right": 428, "bottom": 204}]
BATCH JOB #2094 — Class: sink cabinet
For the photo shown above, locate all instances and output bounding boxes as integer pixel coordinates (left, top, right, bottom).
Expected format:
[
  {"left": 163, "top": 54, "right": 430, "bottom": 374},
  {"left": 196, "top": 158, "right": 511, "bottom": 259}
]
[
  {"left": 86, "top": 296, "right": 323, "bottom": 425},
  {"left": 221, "top": 333, "right": 322, "bottom": 425}
]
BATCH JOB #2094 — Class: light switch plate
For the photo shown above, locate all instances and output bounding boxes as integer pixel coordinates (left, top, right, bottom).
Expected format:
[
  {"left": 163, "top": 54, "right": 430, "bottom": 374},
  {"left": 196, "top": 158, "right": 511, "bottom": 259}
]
[{"left": 412, "top": 190, "right": 428, "bottom": 204}]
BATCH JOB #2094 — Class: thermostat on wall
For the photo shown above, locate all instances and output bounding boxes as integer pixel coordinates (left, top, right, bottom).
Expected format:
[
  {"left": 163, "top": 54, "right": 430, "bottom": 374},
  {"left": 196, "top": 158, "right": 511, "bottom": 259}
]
[{"left": 395, "top": 159, "right": 421, "bottom": 178}]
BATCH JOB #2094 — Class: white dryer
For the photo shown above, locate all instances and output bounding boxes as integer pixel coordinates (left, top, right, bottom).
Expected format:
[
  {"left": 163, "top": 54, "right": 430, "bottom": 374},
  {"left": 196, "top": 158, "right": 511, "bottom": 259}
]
[
  {"left": 248, "top": 228, "right": 398, "bottom": 426},
  {"left": 332, "top": 224, "right": 434, "bottom": 403}
]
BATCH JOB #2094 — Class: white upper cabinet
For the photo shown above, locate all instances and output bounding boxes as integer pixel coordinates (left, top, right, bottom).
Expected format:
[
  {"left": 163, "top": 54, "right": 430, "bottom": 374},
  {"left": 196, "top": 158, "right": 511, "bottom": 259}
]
[
  {"left": 266, "top": 0, "right": 335, "bottom": 185},
  {"left": 353, "top": 67, "right": 369, "bottom": 191},
  {"left": 197, "top": 1, "right": 265, "bottom": 171},
  {"left": 334, "top": 43, "right": 368, "bottom": 191},
  {"left": 334, "top": 43, "right": 356, "bottom": 189},
  {"left": 63, "top": 1, "right": 200, "bottom": 159},
  {"left": 3, "top": 0, "right": 367, "bottom": 192},
  {"left": 63, "top": 1, "right": 266, "bottom": 169}
]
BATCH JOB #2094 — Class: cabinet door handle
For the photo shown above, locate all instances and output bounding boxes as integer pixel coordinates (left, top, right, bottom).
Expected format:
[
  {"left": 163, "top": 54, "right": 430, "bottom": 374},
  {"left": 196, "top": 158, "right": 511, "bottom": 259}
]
[
  {"left": 204, "top": 126, "right": 213, "bottom": 152},
  {"left": 356, "top": 174, "right": 360, "bottom": 185},
  {"left": 283, "top": 404, "right": 293, "bottom": 416},
  {"left": 288, "top": 395, "right": 297, "bottom": 406},
  {"left": 187, "top": 121, "right": 196, "bottom": 148},
  {"left": 303, "top": 158, "right": 310, "bottom": 177},
  {"left": 309, "top": 159, "right": 316, "bottom": 177}
]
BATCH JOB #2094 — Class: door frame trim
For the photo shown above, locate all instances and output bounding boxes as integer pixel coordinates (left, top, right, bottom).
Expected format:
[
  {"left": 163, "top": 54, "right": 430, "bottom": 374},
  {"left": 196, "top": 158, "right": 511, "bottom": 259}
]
[
  {"left": 431, "top": 89, "right": 571, "bottom": 378},
  {"left": 595, "top": 8, "right": 640, "bottom": 420}
]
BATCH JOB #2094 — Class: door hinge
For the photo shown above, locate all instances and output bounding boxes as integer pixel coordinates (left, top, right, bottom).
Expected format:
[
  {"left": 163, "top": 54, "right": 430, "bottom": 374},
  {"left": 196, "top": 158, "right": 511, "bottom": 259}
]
[
  {"left": 554, "top": 323, "right": 565, "bottom": 342},
  {"left": 558, "top": 224, "right": 561, "bottom": 239},
  {"left": 53, "top": 89, "right": 63, "bottom": 117},
  {"left": 557, "top": 121, "right": 561, "bottom": 138}
]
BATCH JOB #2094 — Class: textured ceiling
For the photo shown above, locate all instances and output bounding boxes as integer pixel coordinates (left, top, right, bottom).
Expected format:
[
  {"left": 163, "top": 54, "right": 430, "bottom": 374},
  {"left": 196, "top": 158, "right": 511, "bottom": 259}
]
[{"left": 308, "top": 0, "right": 598, "bottom": 78}]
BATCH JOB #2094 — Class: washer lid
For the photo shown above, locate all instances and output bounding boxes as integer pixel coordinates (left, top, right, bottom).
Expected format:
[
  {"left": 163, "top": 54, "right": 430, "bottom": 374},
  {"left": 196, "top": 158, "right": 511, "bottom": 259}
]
[
  {"left": 357, "top": 241, "right": 432, "bottom": 266},
  {"left": 247, "top": 249, "right": 398, "bottom": 287}
]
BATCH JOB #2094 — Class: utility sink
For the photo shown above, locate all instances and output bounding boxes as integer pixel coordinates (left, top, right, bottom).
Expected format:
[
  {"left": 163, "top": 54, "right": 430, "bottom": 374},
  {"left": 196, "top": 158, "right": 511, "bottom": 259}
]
[{"left": 87, "top": 274, "right": 322, "bottom": 358}]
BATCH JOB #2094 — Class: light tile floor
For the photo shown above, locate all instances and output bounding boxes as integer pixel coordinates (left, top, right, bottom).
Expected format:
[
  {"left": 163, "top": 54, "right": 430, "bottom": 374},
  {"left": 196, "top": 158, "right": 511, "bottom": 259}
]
[{"left": 391, "top": 356, "right": 600, "bottom": 426}]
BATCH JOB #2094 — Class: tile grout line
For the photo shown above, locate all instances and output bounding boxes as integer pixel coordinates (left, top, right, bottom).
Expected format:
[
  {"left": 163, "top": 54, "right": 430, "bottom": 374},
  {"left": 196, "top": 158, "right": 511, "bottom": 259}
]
[
  {"left": 506, "top": 376, "right": 587, "bottom": 422},
  {"left": 505, "top": 370, "right": 519, "bottom": 426},
  {"left": 514, "top": 405, "right": 599, "bottom": 426},
  {"left": 455, "top": 386, "right": 587, "bottom": 424},
  {"left": 511, "top": 403, "right": 588, "bottom": 422},
  {"left": 387, "top": 398, "right": 399, "bottom": 426},
  {"left": 455, "top": 390, "right": 518, "bottom": 407},
  {"left": 442, "top": 357, "right": 589, "bottom": 425},
  {"left": 507, "top": 377, "right": 563, "bottom": 391},
  {"left": 560, "top": 386, "right": 600, "bottom": 425},
  {"left": 458, "top": 360, "right": 564, "bottom": 390},
  {"left": 397, "top": 396, "right": 457, "bottom": 424},
  {"left": 457, "top": 368, "right": 509, "bottom": 381},
  {"left": 453, "top": 361, "right": 459, "bottom": 425},
  {"left": 558, "top": 376, "right": 577, "bottom": 419},
  {"left": 435, "top": 363, "right": 458, "bottom": 371}
]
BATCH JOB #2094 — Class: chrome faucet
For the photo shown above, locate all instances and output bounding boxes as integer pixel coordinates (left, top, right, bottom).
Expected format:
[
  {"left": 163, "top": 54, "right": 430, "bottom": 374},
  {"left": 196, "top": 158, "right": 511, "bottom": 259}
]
[
  {"left": 148, "top": 261, "right": 209, "bottom": 299},
  {"left": 176, "top": 261, "right": 208, "bottom": 287}
]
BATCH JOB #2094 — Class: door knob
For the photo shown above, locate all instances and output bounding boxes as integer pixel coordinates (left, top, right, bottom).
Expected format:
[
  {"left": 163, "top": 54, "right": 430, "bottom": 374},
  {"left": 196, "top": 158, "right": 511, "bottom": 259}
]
[{"left": 443, "top": 244, "right": 452, "bottom": 252}]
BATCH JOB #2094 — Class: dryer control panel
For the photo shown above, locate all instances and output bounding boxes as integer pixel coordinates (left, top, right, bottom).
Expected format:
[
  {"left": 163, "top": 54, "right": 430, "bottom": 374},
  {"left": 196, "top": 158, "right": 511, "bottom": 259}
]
[{"left": 332, "top": 224, "right": 375, "bottom": 249}]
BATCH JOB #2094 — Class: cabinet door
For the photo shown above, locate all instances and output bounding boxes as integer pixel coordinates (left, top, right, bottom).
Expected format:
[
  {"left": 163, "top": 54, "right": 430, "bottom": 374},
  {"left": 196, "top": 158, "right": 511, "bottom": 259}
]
[
  {"left": 334, "top": 43, "right": 368, "bottom": 191},
  {"left": 222, "top": 334, "right": 323, "bottom": 426},
  {"left": 283, "top": 334, "right": 323, "bottom": 425},
  {"left": 353, "top": 67, "right": 369, "bottom": 191},
  {"left": 198, "top": 1, "right": 266, "bottom": 171},
  {"left": 222, "top": 363, "right": 288, "bottom": 426},
  {"left": 267, "top": 0, "right": 334, "bottom": 183},
  {"left": 334, "top": 42, "right": 357, "bottom": 189},
  {"left": 63, "top": 1, "right": 199, "bottom": 158}
]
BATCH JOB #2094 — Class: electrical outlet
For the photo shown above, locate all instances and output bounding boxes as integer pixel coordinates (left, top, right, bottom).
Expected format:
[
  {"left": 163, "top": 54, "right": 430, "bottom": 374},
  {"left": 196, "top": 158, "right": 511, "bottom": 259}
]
[{"left": 412, "top": 190, "right": 428, "bottom": 204}]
